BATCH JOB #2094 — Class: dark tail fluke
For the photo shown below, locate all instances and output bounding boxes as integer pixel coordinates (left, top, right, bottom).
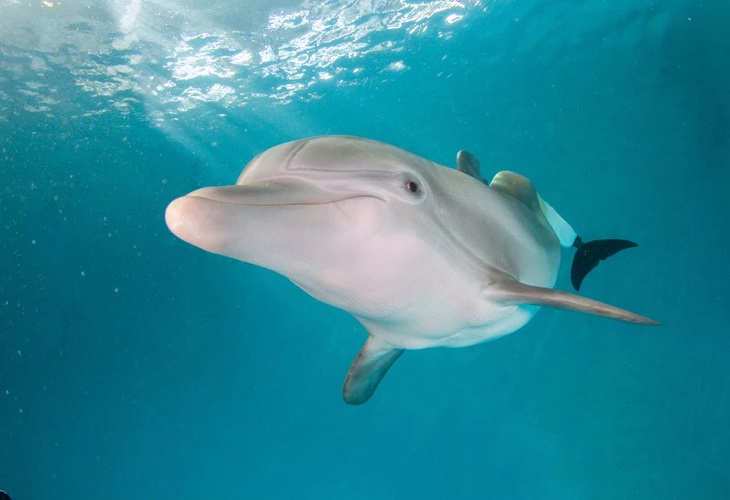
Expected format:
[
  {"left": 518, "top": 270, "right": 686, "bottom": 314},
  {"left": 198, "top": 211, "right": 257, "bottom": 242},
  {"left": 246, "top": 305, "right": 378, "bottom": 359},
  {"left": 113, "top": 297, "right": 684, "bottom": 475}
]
[{"left": 571, "top": 238, "right": 638, "bottom": 291}]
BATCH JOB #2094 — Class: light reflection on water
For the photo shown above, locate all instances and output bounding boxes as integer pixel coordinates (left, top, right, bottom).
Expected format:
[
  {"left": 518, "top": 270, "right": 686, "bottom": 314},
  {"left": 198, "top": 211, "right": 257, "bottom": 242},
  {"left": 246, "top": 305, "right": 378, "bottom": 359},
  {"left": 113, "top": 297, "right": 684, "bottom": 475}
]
[{"left": 0, "top": 0, "right": 480, "bottom": 119}]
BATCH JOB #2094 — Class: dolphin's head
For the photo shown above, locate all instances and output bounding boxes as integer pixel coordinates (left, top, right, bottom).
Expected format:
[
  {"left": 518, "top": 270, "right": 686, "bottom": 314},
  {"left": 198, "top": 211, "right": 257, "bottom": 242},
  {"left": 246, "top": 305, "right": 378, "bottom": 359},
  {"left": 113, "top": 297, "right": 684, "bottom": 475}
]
[
  {"left": 234, "top": 135, "right": 433, "bottom": 205},
  {"left": 165, "top": 136, "right": 451, "bottom": 311}
]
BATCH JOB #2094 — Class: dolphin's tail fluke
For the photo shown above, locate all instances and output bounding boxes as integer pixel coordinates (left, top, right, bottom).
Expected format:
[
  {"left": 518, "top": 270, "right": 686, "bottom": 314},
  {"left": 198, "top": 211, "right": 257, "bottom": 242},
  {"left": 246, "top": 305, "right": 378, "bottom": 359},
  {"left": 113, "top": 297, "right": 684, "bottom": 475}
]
[{"left": 571, "top": 237, "right": 637, "bottom": 291}]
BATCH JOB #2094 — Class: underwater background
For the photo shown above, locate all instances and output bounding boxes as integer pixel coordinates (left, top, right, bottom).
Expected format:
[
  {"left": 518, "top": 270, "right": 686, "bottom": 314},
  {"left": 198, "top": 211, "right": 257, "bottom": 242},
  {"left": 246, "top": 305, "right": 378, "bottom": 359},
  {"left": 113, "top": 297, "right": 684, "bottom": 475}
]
[{"left": 1, "top": 0, "right": 729, "bottom": 498}]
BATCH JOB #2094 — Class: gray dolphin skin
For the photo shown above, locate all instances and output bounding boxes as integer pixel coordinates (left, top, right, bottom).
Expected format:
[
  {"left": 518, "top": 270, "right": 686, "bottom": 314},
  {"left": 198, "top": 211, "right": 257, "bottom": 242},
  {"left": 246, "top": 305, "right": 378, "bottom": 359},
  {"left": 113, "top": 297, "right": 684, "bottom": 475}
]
[{"left": 165, "top": 136, "right": 658, "bottom": 405}]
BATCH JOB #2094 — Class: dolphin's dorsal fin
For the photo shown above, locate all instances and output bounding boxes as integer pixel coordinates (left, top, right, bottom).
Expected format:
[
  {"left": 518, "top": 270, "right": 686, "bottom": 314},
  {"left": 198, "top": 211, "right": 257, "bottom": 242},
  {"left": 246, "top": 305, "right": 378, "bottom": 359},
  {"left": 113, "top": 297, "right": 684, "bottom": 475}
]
[
  {"left": 342, "top": 335, "right": 404, "bottom": 405},
  {"left": 488, "top": 171, "right": 542, "bottom": 213},
  {"left": 492, "top": 279, "right": 659, "bottom": 325},
  {"left": 456, "top": 150, "right": 488, "bottom": 185}
]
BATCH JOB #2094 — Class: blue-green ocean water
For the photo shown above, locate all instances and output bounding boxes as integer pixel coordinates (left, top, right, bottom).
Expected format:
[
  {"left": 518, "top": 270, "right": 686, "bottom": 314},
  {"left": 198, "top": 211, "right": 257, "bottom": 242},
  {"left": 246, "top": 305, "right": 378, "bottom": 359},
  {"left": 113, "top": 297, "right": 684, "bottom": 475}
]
[{"left": 1, "top": 1, "right": 729, "bottom": 498}]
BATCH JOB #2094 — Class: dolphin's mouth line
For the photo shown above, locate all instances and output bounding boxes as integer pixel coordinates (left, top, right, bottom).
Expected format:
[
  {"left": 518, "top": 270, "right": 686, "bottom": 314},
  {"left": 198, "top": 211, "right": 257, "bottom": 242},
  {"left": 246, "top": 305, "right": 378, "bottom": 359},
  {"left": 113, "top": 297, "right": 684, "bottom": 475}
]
[
  {"left": 185, "top": 181, "right": 385, "bottom": 207},
  {"left": 186, "top": 193, "right": 384, "bottom": 207}
]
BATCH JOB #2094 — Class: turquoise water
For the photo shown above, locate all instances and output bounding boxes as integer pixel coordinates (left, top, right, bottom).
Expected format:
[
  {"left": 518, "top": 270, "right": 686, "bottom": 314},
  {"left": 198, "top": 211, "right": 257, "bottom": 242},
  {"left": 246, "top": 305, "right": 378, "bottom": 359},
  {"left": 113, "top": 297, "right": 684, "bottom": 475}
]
[{"left": 1, "top": 0, "right": 729, "bottom": 498}]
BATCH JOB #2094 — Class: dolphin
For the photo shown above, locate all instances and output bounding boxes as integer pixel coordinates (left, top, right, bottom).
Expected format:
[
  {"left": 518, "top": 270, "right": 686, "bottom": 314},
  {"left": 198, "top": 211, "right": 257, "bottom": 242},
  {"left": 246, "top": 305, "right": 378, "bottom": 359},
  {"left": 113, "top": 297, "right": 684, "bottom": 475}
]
[{"left": 165, "top": 136, "right": 658, "bottom": 405}]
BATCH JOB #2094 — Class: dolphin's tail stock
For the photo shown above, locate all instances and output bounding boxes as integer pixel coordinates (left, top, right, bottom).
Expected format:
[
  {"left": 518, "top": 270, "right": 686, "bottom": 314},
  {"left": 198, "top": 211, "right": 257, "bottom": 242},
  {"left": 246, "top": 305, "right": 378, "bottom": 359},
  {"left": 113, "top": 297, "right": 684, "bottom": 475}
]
[
  {"left": 570, "top": 237, "right": 637, "bottom": 291},
  {"left": 535, "top": 195, "right": 639, "bottom": 291}
]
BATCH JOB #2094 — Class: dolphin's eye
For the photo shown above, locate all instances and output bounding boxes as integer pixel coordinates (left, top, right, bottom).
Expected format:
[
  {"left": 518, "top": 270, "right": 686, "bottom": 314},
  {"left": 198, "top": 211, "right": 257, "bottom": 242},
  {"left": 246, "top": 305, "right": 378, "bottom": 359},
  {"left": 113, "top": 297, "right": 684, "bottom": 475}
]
[{"left": 396, "top": 174, "right": 426, "bottom": 204}]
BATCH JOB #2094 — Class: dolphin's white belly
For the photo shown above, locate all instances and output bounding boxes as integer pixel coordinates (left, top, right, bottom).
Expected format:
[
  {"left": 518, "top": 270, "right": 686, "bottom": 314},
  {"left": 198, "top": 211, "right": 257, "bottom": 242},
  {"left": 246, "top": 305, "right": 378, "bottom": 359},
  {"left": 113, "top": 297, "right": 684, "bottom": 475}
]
[{"left": 289, "top": 197, "right": 558, "bottom": 350}]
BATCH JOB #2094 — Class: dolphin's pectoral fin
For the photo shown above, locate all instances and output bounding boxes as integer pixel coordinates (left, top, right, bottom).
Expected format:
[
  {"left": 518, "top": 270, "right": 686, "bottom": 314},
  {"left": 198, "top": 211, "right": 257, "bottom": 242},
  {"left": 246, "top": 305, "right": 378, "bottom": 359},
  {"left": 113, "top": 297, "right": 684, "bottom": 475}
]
[
  {"left": 570, "top": 238, "right": 638, "bottom": 291},
  {"left": 493, "top": 279, "right": 659, "bottom": 325},
  {"left": 342, "top": 335, "right": 404, "bottom": 405},
  {"left": 456, "top": 150, "right": 488, "bottom": 185}
]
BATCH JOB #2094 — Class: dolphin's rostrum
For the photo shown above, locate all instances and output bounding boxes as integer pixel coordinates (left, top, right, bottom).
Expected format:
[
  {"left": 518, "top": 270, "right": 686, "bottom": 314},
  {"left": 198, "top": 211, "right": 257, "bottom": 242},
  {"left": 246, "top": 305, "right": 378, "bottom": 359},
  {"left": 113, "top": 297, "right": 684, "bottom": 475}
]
[{"left": 165, "top": 136, "right": 658, "bottom": 405}]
